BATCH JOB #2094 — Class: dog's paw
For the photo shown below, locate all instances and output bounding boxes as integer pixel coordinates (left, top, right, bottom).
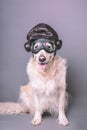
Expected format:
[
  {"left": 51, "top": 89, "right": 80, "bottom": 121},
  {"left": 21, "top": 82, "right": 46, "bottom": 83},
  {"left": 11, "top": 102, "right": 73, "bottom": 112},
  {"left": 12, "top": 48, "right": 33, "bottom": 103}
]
[
  {"left": 58, "top": 115, "right": 69, "bottom": 126},
  {"left": 31, "top": 116, "right": 42, "bottom": 126}
]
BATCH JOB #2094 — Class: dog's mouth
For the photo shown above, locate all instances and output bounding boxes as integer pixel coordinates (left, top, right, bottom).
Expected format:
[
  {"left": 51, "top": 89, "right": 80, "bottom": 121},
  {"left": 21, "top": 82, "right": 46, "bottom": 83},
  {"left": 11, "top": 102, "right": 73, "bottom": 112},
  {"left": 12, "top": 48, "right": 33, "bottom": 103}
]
[{"left": 38, "top": 62, "right": 48, "bottom": 69}]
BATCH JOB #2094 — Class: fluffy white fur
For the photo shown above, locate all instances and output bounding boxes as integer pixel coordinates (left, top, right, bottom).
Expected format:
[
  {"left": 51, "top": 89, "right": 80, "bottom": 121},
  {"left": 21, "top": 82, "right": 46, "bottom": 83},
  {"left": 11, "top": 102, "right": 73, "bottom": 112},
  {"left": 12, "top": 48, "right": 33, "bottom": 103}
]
[{"left": 0, "top": 50, "right": 70, "bottom": 126}]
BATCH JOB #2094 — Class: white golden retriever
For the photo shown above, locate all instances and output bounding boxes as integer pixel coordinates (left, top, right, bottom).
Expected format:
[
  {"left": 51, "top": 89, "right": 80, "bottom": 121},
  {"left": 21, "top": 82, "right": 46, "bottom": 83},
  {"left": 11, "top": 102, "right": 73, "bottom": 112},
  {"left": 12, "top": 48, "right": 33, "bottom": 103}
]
[{"left": 0, "top": 23, "right": 70, "bottom": 126}]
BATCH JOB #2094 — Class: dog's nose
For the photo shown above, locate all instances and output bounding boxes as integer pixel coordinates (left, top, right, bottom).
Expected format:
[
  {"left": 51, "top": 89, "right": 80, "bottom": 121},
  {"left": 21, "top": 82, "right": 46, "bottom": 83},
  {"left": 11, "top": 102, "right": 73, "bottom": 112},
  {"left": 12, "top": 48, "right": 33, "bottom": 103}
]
[{"left": 39, "top": 54, "right": 46, "bottom": 62}]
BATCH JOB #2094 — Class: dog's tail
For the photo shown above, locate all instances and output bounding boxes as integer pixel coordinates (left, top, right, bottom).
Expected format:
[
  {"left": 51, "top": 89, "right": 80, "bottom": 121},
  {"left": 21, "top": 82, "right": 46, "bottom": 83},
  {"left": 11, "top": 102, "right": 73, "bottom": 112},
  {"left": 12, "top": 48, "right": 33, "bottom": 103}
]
[{"left": 0, "top": 102, "right": 26, "bottom": 115}]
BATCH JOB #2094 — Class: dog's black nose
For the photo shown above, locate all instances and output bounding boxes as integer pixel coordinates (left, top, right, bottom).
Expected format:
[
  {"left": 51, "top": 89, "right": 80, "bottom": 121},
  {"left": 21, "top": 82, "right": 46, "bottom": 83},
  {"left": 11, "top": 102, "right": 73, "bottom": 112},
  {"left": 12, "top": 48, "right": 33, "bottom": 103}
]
[{"left": 39, "top": 54, "right": 46, "bottom": 63}]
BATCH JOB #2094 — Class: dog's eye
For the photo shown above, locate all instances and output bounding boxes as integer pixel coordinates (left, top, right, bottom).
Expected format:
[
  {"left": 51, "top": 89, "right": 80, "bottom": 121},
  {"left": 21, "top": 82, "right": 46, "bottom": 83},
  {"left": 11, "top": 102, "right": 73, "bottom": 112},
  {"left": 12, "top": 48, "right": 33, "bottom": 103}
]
[
  {"left": 33, "top": 42, "right": 41, "bottom": 50},
  {"left": 45, "top": 42, "right": 52, "bottom": 50},
  {"left": 34, "top": 45, "right": 38, "bottom": 49}
]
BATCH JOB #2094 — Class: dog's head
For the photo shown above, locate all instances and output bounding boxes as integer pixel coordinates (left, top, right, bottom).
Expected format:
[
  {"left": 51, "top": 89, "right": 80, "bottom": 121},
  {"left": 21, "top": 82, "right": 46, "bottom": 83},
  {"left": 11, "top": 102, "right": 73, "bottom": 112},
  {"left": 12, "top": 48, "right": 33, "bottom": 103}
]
[
  {"left": 24, "top": 23, "right": 62, "bottom": 70},
  {"left": 30, "top": 38, "right": 56, "bottom": 69}
]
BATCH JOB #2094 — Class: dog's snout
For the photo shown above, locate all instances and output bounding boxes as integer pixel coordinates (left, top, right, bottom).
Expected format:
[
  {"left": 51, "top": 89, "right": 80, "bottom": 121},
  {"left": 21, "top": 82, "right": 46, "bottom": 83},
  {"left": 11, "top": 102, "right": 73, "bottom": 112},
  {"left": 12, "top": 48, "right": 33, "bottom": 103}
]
[{"left": 39, "top": 54, "right": 46, "bottom": 63}]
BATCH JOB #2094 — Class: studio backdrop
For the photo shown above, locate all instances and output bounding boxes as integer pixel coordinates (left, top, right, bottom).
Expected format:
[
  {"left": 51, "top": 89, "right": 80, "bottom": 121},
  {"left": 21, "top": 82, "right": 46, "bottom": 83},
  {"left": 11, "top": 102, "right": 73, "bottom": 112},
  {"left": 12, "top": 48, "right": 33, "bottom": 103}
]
[{"left": 0, "top": 0, "right": 87, "bottom": 130}]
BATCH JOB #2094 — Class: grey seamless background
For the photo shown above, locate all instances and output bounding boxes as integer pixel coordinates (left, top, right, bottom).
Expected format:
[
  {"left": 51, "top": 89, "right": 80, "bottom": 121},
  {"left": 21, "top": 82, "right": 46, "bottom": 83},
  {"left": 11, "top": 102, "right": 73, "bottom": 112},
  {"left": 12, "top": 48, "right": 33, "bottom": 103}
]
[{"left": 0, "top": 0, "right": 87, "bottom": 130}]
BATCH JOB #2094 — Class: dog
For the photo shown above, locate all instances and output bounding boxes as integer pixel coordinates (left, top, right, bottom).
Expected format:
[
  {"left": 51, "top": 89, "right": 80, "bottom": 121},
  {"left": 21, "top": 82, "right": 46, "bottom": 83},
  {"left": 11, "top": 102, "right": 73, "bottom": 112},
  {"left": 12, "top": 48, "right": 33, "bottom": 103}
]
[{"left": 0, "top": 23, "right": 70, "bottom": 126}]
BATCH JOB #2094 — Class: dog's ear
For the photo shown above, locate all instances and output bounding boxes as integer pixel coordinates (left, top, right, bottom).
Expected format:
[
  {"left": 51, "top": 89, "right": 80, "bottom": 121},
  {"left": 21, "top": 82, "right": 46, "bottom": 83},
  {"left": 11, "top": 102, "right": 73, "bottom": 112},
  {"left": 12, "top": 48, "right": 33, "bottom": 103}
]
[
  {"left": 56, "top": 40, "right": 62, "bottom": 50},
  {"left": 24, "top": 42, "right": 31, "bottom": 52}
]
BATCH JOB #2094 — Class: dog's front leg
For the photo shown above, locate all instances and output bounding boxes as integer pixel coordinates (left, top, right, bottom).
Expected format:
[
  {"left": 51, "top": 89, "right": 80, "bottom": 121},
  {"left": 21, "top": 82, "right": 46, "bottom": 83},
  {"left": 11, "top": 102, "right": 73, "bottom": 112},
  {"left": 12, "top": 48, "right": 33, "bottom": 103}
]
[
  {"left": 58, "top": 88, "right": 69, "bottom": 126},
  {"left": 31, "top": 95, "right": 42, "bottom": 125}
]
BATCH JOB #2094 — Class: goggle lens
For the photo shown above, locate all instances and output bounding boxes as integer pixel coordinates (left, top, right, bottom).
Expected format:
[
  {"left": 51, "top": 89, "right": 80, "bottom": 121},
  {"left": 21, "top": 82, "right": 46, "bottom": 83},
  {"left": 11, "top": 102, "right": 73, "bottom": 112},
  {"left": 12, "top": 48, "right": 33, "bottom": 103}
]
[{"left": 31, "top": 39, "right": 56, "bottom": 53}]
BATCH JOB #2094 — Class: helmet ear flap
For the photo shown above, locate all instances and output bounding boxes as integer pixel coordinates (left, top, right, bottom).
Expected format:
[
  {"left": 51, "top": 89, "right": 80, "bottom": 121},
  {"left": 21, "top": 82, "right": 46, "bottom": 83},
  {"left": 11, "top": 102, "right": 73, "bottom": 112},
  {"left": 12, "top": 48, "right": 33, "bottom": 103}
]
[
  {"left": 56, "top": 40, "right": 62, "bottom": 50},
  {"left": 24, "top": 42, "right": 31, "bottom": 52}
]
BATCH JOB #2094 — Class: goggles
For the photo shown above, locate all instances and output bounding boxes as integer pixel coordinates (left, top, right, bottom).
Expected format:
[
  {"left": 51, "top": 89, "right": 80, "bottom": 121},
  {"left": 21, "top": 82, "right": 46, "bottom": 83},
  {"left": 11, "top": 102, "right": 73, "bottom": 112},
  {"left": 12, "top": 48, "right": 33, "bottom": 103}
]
[{"left": 30, "top": 38, "right": 57, "bottom": 53}]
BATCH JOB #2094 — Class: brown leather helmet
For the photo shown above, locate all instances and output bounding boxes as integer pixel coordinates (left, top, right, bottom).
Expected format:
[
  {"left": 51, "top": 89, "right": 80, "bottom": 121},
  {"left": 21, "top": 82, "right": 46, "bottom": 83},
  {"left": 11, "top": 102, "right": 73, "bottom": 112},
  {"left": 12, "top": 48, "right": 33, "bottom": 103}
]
[{"left": 24, "top": 23, "right": 62, "bottom": 52}]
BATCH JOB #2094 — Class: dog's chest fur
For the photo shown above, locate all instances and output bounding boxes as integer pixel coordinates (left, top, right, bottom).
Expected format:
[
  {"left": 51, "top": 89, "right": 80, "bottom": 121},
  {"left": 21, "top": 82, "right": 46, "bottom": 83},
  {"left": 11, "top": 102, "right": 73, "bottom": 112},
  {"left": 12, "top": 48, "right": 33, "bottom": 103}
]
[
  {"left": 27, "top": 56, "right": 67, "bottom": 96},
  {"left": 30, "top": 74, "right": 56, "bottom": 96}
]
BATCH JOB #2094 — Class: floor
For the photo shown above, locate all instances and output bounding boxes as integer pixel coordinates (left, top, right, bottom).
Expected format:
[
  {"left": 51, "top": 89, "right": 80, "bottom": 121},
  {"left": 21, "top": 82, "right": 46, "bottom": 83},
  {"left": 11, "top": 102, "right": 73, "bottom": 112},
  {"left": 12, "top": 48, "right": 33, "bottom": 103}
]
[{"left": 0, "top": 93, "right": 87, "bottom": 130}]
